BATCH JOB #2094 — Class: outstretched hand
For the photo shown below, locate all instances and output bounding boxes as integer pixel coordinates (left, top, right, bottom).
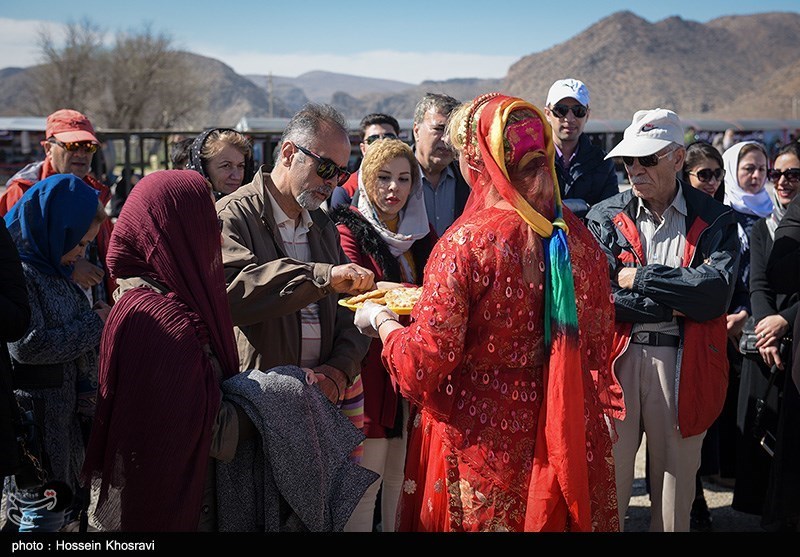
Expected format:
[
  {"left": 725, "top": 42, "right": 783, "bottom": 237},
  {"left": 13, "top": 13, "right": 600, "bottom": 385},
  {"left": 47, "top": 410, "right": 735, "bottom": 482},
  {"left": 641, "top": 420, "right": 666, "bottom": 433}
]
[
  {"left": 330, "top": 263, "right": 375, "bottom": 295},
  {"left": 354, "top": 300, "right": 398, "bottom": 338}
]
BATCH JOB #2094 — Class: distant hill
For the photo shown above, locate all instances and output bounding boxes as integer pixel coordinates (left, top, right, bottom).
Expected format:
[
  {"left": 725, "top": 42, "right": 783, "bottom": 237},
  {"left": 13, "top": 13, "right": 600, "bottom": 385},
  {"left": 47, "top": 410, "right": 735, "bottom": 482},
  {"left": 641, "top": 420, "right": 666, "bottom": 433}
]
[
  {"left": 179, "top": 53, "right": 295, "bottom": 125},
  {"left": 1, "top": 11, "right": 798, "bottom": 127},
  {"left": 246, "top": 71, "right": 414, "bottom": 103},
  {"left": 0, "top": 67, "right": 38, "bottom": 117},
  {"left": 502, "top": 11, "right": 800, "bottom": 120}
]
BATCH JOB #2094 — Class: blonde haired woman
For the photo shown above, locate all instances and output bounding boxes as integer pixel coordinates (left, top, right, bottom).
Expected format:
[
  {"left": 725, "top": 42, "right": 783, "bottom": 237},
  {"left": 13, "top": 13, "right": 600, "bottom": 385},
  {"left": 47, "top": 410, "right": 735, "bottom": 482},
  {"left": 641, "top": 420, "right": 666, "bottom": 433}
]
[{"left": 330, "top": 138, "right": 436, "bottom": 531}]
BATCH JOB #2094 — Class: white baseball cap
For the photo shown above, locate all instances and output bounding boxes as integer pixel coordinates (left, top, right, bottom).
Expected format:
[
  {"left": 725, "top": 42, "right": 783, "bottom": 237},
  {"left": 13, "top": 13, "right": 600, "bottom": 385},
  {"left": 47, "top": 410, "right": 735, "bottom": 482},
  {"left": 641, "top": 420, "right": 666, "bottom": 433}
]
[
  {"left": 605, "top": 108, "right": 685, "bottom": 159},
  {"left": 546, "top": 79, "right": 590, "bottom": 107}
]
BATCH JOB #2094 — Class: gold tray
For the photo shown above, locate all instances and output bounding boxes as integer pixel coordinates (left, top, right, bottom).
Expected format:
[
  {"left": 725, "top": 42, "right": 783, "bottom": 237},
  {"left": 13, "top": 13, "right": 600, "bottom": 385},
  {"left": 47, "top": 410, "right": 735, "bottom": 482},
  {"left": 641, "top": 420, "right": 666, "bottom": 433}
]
[{"left": 338, "top": 297, "right": 414, "bottom": 316}]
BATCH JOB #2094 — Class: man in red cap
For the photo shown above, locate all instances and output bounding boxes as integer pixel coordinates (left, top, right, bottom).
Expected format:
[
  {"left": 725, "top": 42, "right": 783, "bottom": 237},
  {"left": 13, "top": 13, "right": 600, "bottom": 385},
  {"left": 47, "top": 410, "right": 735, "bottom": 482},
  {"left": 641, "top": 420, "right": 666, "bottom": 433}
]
[{"left": 0, "top": 108, "right": 114, "bottom": 303}]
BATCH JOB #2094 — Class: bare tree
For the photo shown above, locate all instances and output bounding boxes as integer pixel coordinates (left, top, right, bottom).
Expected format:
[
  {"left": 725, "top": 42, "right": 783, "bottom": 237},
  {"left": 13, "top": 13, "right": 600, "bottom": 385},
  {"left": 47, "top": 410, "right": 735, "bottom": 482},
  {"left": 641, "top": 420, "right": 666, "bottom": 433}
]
[
  {"left": 25, "top": 19, "right": 104, "bottom": 115},
  {"left": 27, "top": 19, "right": 200, "bottom": 129},
  {"left": 97, "top": 24, "right": 200, "bottom": 129}
]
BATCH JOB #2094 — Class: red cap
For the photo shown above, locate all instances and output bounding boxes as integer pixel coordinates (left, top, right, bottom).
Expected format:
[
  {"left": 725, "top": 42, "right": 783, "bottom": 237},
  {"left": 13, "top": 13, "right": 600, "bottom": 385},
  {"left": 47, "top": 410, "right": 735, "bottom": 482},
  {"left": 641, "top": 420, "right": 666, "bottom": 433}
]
[{"left": 45, "top": 109, "right": 98, "bottom": 144}]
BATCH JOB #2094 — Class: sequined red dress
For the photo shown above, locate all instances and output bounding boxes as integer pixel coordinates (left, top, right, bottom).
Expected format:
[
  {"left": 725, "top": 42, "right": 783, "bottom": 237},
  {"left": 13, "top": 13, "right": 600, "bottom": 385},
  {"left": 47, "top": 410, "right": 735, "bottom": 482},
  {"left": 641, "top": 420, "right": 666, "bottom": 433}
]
[{"left": 382, "top": 204, "right": 619, "bottom": 532}]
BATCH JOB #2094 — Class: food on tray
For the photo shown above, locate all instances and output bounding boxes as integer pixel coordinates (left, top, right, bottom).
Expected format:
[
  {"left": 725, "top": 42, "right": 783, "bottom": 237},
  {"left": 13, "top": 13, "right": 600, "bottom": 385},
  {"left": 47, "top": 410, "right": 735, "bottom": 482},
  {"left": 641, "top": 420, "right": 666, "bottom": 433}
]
[
  {"left": 341, "top": 286, "right": 422, "bottom": 313},
  {"left": 383, "top": 287, "right": 422, "bottom": 311},
  {"left": 346, "top": 289, "right": 388, "bottom": 305}
]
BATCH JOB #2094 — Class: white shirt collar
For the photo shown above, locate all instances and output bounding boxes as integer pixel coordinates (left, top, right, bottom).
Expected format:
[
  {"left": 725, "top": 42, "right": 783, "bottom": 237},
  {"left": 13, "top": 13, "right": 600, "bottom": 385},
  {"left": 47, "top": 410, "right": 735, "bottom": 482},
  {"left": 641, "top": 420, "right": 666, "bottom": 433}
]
[
  {"left": 265, "top": 182, "right": 313, "bottom": 230},
  {"left": 635, "top": 181, "right": 687, "bottom": 219}
]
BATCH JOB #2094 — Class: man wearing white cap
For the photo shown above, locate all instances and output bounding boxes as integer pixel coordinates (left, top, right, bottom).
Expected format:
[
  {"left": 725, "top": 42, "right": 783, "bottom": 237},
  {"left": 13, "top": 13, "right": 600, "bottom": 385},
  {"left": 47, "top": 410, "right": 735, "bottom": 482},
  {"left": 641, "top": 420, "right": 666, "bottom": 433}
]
[
  {"left": 586, "top": 108, "right": 740, "bottom": 532},
  {"left": 543, "top": 78, "right": 618, "bottom": 219}
]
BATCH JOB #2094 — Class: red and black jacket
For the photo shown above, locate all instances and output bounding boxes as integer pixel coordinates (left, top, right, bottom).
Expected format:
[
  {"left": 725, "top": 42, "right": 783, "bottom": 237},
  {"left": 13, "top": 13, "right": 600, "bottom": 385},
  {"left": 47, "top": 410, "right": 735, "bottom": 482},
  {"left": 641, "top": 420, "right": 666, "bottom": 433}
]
[{"left": 586, "top": 180, "right": 740, "bottom": 437}]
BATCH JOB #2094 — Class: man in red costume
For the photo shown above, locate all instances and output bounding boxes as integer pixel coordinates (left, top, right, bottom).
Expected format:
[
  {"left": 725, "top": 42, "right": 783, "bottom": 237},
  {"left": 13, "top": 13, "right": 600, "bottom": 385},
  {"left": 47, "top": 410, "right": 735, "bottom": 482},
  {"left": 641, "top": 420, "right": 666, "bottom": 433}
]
[{"left": 0, "top": 109, "right": 114, "bottom": 303}]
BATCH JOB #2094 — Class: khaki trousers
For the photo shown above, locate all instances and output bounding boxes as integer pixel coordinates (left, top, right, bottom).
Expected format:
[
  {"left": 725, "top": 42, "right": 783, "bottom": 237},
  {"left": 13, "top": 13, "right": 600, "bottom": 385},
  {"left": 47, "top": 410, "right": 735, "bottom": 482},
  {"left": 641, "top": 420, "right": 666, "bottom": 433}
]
[{"left": 613, "top": 343, "right": 706, "bottom": 532}]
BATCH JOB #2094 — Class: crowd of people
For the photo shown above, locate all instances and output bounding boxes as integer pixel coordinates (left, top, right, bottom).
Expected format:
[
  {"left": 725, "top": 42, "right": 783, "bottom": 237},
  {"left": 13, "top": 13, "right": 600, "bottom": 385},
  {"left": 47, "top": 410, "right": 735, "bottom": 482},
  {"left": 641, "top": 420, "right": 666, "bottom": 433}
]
[{"left": 2, "top": 78, "right": 800, "bottom": 533}]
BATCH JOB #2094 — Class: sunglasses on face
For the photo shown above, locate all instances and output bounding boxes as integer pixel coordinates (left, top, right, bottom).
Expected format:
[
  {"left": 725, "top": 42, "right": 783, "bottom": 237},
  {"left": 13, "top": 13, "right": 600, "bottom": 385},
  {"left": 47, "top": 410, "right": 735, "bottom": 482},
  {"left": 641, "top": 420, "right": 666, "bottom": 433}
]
[
  {"left": 48, "top": 139, "right": 98, "bottom": 154},
  {"left": 550, "top": 104, "right": 588, "bottom": 119},
  {"left": 768, "top": 168, "right": 800, "bottom": 183},
  {"left": 622, "top": 149, "right": 674, "bottom": 168},
  {"left": 294, "top": 144, "right": 351, "bottom": 186},
  {"left": 688, "top": 168, "right": 725, "bottom": 183},
  {"left": 364, "top": 133, "right": 398, "bottom": 145}
]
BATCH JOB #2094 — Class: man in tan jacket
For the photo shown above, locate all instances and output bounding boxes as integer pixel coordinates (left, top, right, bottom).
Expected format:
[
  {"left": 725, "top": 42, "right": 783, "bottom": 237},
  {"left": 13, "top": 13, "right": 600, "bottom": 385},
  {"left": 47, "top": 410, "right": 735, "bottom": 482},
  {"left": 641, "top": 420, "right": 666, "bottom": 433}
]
[{"left": 217, "top": 103, "right": 374, "bottom": 403}]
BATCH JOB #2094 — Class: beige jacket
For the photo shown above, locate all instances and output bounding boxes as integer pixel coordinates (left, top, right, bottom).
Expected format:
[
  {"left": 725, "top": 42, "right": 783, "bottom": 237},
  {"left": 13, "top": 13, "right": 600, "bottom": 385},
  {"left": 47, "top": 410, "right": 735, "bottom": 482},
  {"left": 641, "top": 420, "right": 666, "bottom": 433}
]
[{"left": 216, "top": 168, "right": 369, "bottom": 383}]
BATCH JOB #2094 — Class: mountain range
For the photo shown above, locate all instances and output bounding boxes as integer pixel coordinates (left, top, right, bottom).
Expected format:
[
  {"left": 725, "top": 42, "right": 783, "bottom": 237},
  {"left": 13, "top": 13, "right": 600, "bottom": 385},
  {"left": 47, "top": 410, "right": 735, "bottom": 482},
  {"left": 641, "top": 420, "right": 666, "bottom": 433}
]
[{"left": 1, "top": 10, "right": 798, "bottom": 128}]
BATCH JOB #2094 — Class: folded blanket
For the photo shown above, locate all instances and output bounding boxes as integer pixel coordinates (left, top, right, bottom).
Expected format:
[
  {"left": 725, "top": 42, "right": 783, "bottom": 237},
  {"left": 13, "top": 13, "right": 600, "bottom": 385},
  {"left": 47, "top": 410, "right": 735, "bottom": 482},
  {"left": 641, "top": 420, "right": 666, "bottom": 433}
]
[{"left": 216, "top": 366, "right": 379, "bottom": 531}]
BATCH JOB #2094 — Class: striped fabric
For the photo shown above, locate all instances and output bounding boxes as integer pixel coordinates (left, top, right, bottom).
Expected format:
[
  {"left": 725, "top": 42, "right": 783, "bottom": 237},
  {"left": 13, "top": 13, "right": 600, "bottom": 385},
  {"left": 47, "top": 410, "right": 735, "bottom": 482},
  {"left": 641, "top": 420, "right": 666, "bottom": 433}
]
[
  {"left": 339, "top": 375, "right": 365, "bottom": 462},
  {"left": 266, "top": 188, "right": 364, "bottom": 462},
  {"left": 631, "top": 189, "right": 687, "bottom": 337}
]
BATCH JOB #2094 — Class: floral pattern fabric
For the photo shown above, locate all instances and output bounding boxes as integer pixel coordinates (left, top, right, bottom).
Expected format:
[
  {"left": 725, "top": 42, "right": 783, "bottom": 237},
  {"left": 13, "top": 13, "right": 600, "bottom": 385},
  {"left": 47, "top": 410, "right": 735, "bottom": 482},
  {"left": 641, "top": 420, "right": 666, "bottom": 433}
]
[{"left": 382, "top": 206, "right": 619, "bottom": 531}]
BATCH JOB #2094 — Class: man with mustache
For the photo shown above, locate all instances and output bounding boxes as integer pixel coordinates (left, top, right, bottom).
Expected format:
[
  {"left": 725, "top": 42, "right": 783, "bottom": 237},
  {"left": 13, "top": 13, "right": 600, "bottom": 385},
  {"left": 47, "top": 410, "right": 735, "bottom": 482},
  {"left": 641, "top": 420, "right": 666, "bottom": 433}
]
[
  {"left": 217, "top": 103, "right": 373, "bottom": 406},
  {"left": 412, "top": 93, "right": 470, "bottom": 237},
  {"left": 0, "top": 109, "right": 114, "bottom": 305},
  {"left": 586, "top": 108, "right": 740, "bottom": 532}
]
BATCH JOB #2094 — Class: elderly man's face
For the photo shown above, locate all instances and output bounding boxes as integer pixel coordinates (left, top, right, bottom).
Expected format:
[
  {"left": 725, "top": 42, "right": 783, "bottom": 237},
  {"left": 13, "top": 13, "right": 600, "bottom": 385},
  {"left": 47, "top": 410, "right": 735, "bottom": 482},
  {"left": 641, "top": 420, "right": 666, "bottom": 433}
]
[
  {"left": 413, "top": 108, "right": 454, "bottom": 173},
  {"left": 286, "top": 124, "right": 351, "bottom": 212},
  {"left": 44, "top": 140, "right": 95, "bottom": 177},
  {"left": 625, "top": 146, "right": 686, "bottom": 205}
]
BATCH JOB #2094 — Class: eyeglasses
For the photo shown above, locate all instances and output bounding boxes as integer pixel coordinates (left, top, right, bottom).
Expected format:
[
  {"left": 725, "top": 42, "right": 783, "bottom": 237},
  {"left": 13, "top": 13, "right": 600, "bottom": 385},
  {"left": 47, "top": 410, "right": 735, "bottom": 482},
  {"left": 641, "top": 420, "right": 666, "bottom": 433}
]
[
  {"left": 622, "top": 149, "right": 675, "bottom": 168},
  {"left": 48, "top": 139, "right": 98, "bottom": 154},
  {"left": 294, "top": 144, "right": 351, "bottom": 186},
  {"left": 364, "top": 133, "right": 398, "bottom": 145},
  {"left": 688, "top": 168, "right": 725, "bottom": 183},
  {"left": 550, "top": 104, "right": 588, "bottom": 119},
  {"left": 768, "top": 168, "right": 800, "bottom": 183}
]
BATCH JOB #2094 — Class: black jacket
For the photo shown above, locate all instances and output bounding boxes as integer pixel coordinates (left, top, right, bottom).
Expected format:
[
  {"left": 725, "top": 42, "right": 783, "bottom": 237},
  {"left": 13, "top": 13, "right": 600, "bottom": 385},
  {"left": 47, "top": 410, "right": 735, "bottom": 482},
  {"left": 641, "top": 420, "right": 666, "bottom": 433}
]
[
  {"left": 585, "top": 180, "right": 740, "bottom": 324},
  {"left": 556, "top": 134, "right": 619, "bottom": 218},
  {"left": 768, "top": 194, "right": 800, "bottom": 295},
  {"left": 0, "top": 220, "right": 31, "bottom": 477},
  {"left": 750, "top": 218, "right": 798, "bottom": 324}
]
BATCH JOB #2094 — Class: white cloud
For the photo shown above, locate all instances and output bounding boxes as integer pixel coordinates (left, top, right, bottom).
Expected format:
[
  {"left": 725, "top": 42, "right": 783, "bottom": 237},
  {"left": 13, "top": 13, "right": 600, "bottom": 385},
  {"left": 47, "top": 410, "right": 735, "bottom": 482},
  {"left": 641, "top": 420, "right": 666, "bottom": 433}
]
[
  {"left": 0, "top": 18, "right": 516, "bottom": 84},
  {"left": 192, "top": 48, "right": 517, "bottom": 84},
  {"left": 0, "top": 18, "right": 62, "bottom": 68}
]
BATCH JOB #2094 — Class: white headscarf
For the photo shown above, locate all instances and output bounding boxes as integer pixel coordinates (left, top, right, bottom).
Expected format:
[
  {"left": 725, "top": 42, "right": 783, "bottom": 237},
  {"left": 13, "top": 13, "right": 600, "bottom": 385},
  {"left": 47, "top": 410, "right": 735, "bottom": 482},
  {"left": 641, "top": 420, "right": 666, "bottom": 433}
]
[
  {"left": 723, "top": 141, "right": 773, "bottom": 218},
  {"left": 356, "top": 168, "right": 429, "bottom": 281},
  {"left": 722, "top": 141, "right": 772, "bottom": 250}
]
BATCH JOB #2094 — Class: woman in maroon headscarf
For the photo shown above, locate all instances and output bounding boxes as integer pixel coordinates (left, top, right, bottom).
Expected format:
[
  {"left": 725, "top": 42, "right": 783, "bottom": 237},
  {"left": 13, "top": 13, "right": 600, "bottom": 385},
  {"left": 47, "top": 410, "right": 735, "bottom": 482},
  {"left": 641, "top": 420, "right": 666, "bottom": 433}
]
[{"left": 81, "top": 170, "right": 252, "bottom": 531}]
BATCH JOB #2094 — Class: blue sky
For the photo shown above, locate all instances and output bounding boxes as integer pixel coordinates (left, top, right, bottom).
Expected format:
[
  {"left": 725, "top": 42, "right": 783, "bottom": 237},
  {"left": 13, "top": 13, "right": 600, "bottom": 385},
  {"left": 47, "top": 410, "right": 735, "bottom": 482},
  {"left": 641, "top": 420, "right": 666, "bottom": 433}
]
[{"left": 1, "top": 1, "right": 798, "bottom": 83}]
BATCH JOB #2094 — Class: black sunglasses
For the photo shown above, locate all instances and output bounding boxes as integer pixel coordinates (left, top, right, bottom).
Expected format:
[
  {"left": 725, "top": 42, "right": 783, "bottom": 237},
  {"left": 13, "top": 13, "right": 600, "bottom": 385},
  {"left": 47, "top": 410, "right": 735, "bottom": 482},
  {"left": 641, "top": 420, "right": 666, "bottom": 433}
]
[
  {"left": 294, "top": 144, "right": 351, "bottom": 186},
  {"left": 768, "top": 168, "right": 800, "bottom": 183},
  {"left": 688, "top": 168, "right": 725, "bottom": 183},
  {"left": 550, "top": 104, "right": 588, "bottom": 119},
  {"left": 48, "top": 139, "right": 98, "bottom": 154},
  {"left": 622, "top": 149, "right": 675, "bottom": 168},
  {"left": 364, "top": 133, "right": 398, "bottom": 145}
]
